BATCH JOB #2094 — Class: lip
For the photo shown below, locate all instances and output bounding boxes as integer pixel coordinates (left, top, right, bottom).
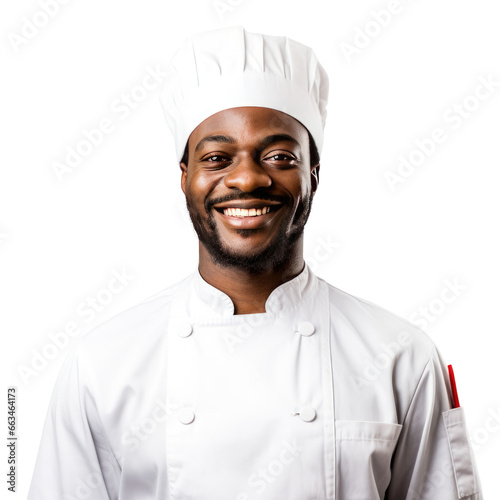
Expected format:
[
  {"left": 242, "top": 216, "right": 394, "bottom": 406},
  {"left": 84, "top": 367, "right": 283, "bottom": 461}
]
[
  {"left": 213, "top": 200, "right": 284, "bottom": 210},
  {"left": 213, "top": 204, "right": 284, "bottom": 229}
]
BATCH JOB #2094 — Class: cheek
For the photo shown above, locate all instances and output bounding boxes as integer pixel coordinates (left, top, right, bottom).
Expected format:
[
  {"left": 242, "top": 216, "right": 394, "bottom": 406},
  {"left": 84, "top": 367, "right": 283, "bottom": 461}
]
[
  {"left": 186, "top": 172, "right": 217, "bottom": 208},
  {"left": 282, "top": 172, "right": 310, "bottom": 205}
]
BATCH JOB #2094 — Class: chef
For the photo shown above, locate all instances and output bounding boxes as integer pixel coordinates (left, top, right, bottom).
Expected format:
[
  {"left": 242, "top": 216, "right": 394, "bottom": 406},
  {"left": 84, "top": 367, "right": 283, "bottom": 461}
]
[{"left": 28, "top": 26, "right": 483, "bottom": 499}]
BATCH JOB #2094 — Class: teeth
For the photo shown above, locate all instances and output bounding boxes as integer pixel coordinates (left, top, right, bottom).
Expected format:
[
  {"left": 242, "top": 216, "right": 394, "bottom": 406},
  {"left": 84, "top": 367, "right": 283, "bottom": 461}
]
[{"left": 222, "top": 206, "right": 272, "bottom": 217}]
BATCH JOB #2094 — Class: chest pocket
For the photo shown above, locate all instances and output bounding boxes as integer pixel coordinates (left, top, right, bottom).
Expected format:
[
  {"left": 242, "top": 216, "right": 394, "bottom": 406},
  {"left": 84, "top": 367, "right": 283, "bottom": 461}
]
[{"left": 335, "top": 420, "right": 402, "bottom": 500}]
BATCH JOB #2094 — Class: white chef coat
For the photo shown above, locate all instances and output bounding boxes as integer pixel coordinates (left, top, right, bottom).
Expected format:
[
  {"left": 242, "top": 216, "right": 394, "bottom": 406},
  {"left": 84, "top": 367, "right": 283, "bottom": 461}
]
[{"left": 27, "top": 263, "right": 483, "bottom": 499}]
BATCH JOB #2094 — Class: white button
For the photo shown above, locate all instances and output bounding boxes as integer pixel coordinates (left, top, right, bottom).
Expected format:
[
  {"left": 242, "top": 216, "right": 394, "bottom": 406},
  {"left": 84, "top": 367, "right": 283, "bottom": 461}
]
[
  {"left": 177, "top": 322, "right": 193, "bottom": 338},
  {"left": 177, "top": 408, "right": 195, "bottom": 425},
  {"left": 299, "top": 406, "right": 316, "bottom": 422},
  {"left": 297, "top": 321, "right": 315, "bottom": 336}
]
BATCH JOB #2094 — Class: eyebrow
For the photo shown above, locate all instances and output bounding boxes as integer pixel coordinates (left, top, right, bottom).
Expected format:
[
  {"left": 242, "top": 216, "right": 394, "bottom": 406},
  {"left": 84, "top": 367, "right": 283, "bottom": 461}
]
[{"left": 194, "top": 133, "right": 301, "bottom": 153}]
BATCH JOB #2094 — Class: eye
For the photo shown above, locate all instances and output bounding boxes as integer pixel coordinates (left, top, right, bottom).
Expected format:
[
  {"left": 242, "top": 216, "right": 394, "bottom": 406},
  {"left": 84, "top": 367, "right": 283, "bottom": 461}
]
[
  {"left": 265, "top": 153, "right": 296, "bottom": 162},
  {"left": 203, "top": 155, "right": 230, "bottom": 163}
]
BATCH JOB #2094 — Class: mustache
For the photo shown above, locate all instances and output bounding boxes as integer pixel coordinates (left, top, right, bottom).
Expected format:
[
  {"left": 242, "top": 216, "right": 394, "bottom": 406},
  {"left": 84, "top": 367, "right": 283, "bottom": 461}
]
[{"left": 206, "top": 191, "right": 289, "bottom": 211}]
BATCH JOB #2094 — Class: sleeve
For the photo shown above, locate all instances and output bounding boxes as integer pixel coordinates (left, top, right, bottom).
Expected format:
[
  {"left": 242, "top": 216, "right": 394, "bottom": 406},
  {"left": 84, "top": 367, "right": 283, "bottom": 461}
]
[
  {"left": 386, "top": 346, "right": 483, "bottom": 500},
  {"left": 27, "top": 342, "right": 121, "bottom": 500}
]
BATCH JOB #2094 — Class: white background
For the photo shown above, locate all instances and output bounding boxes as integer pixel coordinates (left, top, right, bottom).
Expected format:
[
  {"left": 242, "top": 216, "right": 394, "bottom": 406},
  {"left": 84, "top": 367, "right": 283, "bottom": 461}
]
[{"left": 1, "top": 0, "right": 499, "bottom": 497}]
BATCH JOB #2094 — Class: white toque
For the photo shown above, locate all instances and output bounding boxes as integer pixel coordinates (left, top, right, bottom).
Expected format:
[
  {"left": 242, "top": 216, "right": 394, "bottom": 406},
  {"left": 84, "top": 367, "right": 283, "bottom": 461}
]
[{"left": 160, "top": 25, "right": 329, "bottom": 163}]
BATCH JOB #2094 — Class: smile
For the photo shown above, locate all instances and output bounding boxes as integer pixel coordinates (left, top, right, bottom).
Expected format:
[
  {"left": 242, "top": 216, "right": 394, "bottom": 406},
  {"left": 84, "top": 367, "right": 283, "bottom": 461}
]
[
  {"left": 213, "top": 204, "right": 283, "bottom": 228},
  {"left": 217, "top": 206, "right": 274, "bottom": 217}
]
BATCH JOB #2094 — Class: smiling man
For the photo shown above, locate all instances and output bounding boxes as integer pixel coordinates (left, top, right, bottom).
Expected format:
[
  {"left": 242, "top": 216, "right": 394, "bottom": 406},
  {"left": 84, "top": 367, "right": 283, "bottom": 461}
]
[
  {"left": 28, "top": 26, "right": 482, "bottom": 500},
  {"left": 181, "top": 106, "right": 317, "bottom": 313}
]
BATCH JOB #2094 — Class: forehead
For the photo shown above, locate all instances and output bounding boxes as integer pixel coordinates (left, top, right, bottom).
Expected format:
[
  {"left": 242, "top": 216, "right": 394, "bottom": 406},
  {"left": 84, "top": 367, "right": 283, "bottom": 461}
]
[{"left": 189, "top": 106, "right": 308, "bottom": 144}]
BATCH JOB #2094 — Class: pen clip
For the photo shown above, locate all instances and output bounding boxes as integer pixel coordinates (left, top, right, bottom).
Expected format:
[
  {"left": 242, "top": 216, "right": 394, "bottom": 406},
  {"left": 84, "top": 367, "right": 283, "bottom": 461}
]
[{"left": 448, "top": 364, "right": 461, "bottom": 408}]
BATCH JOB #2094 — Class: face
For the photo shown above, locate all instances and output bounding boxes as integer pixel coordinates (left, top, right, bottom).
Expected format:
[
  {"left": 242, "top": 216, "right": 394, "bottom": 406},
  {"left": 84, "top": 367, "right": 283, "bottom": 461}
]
[{"left": 180, "top": 106, "right": 320, "bottom": 273}]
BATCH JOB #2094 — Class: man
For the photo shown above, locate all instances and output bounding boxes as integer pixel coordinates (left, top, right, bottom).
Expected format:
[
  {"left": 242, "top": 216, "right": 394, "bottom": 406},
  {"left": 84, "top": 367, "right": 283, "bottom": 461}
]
[{"left": 28, "top": 26, "right": 482, "bottom": 499}]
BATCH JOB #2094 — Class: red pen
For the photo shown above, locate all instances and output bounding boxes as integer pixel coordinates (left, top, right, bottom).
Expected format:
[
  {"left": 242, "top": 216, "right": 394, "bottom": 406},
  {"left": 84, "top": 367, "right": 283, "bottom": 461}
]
[{"left": 448, "top": 364, "right": 461, "bottom": 408}]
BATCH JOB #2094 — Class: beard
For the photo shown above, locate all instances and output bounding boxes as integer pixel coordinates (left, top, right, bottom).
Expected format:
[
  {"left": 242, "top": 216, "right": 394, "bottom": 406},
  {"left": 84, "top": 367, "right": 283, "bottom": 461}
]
[{"left": 184, "top": 191, "right": 314, "bottom": 274}]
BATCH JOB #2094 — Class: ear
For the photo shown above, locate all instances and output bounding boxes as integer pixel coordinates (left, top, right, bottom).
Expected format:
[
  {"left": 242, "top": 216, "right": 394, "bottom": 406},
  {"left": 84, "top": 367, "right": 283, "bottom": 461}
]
[
  {"left": 180, "top": 162, "right": 188, "bottom": 196},
  {"left": 311, "top": 163, "right": 320, "bottom": 195}
]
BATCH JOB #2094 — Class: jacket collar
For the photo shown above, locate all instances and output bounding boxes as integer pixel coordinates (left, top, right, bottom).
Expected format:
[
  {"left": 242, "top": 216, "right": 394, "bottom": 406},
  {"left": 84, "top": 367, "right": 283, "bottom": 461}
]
[{"left": 190, "top": 262, "right": 317, "bottom": 318}]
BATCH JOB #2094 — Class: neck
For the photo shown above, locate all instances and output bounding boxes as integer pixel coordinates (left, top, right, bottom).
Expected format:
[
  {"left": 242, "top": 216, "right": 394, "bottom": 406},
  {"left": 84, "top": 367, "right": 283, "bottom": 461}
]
[{"left": 198, "top": 241, "right": 305, "bottom": 315}]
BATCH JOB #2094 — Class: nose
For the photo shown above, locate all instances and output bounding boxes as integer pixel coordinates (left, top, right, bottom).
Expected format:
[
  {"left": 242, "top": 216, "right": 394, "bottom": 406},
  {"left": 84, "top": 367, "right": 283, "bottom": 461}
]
[{"left": 223, "top": 155, "right": 272, "bottom": 192}]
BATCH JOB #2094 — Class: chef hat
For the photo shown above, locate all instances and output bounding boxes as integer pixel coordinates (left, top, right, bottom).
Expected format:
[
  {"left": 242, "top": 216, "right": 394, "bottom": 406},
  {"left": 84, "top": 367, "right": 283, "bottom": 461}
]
[{"left": 159, "top": 25, "right": 329, "bottom": 163}]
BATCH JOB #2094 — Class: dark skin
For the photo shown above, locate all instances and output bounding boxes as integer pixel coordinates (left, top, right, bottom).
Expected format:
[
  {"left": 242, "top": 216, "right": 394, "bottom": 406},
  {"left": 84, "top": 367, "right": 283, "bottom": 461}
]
[{"left": 180, "top": 106, "right": 320, "bottom": 315}]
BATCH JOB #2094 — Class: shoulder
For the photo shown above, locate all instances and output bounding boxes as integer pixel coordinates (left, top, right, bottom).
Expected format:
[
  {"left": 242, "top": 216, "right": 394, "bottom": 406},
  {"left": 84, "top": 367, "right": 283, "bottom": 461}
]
[
  {"left": 75, "top": 273, "right": 191, "bottom": 360},
  {"left": 318, "top": 277, "right": 451, "bottom": 416},
  {"left": 319, "top": 276, "right": 441, "bottom": 370}
]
